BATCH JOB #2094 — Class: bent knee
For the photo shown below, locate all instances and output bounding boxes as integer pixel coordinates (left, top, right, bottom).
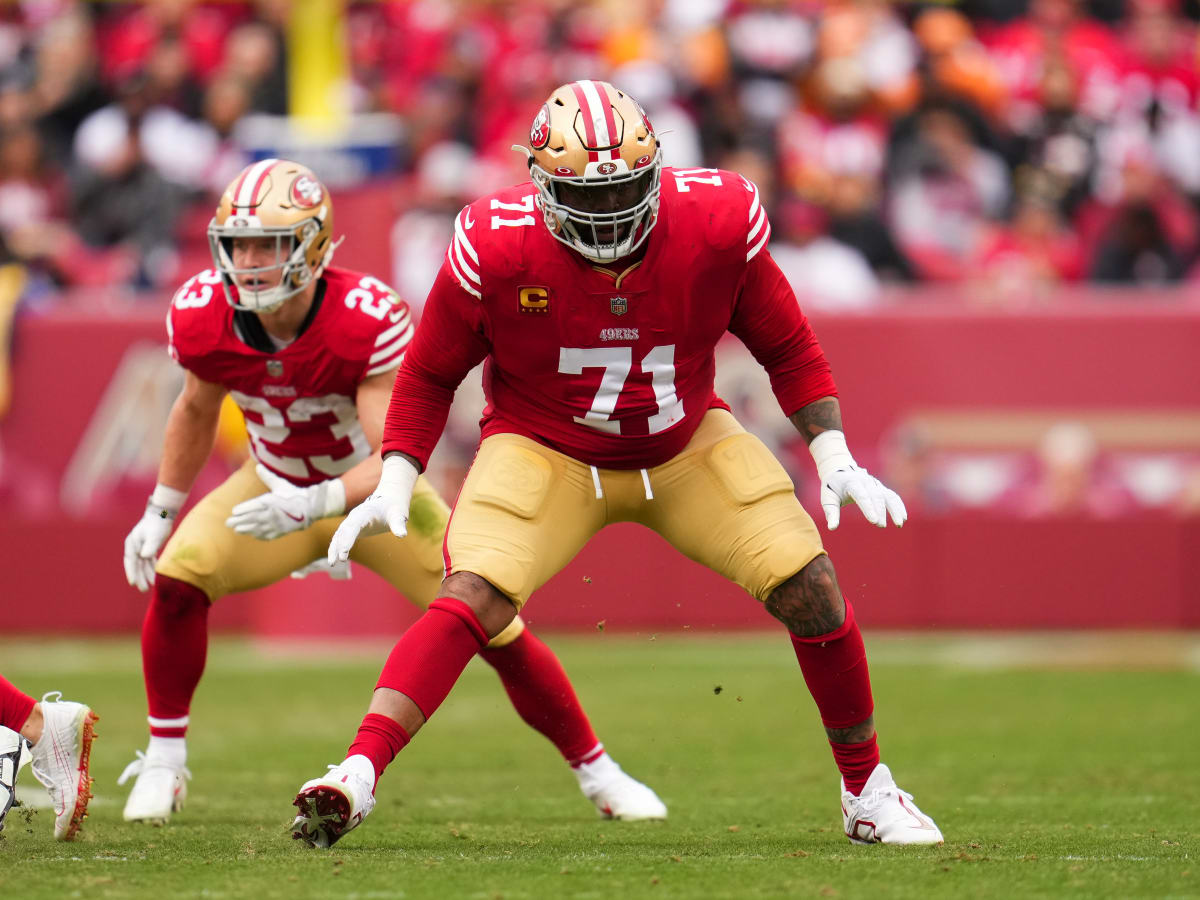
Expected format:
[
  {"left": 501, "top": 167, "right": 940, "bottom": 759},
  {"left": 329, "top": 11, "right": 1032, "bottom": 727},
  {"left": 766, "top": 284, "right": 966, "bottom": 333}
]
[{"left": 764, "top": 554, "right": 845, "bottom": 636}]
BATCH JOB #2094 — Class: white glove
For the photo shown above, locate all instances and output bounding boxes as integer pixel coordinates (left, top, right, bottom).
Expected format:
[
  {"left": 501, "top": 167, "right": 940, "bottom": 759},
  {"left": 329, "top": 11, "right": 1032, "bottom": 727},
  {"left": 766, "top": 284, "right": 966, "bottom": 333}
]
[
  {"left": 327, "top": 454, "right": 419, "bottom": 564},
  {"left": 809, "top": 430, "right": 907, "bottom": 530},
  {"left": 290, "top": 557, "right": 353, "bottom": 580},
  {"left": 225, "top": 464, "right": 346, "bottom": 540},
  {"left": 123, "top": 484, "right": 187, "bottom": 592}
]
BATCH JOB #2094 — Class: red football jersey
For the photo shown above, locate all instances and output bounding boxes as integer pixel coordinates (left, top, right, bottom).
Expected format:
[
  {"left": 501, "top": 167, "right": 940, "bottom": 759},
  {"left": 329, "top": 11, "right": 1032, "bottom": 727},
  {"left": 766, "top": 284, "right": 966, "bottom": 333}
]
[
  {"left": 383, "top": 167, "right": 836, "bottom": 470},
  {"left": 167, "top": 266, "right": 412, "bottom": 486}
]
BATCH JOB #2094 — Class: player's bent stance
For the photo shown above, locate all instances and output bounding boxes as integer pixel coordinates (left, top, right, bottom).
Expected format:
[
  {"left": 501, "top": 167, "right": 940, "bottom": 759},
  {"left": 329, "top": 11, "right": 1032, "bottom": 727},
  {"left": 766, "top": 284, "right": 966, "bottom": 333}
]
[
  {"left": 293, "top": 82, "right": 942, "bottom": 848},
  {"left": 0, "top": 674, "right": 98, "bottom": 840},
  {"left": 119, "top": 160, "right": 664, "bottom": 827}
]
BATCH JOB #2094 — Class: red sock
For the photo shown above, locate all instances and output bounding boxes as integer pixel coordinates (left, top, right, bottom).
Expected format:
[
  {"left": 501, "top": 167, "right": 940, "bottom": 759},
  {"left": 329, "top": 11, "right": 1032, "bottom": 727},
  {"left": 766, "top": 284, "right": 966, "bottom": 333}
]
[
  {"left": 375, "top": 598, "right": 488, "bottom": 720},
  {"left": 479, "top": 629, "right": 602, "bottom": 765},
  {"left": 831, "top": 735, "right": 879, "bottom": 796},
  {"left": 0, "top": 674, "right": 36, "bottom": 732},
  {"left": 788, "top": 599, "right": 880, "bottom": 795},
  {"left": 347, "top": 713, "right": 410, "bottom": 789},
  {"left": 142, "top": 575, "right": 210, "bottom": 738}
]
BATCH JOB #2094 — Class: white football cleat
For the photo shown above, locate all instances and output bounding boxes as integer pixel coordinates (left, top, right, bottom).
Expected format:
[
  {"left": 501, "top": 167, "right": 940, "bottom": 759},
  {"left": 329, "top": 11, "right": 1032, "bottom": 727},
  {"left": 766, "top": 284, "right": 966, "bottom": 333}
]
[
  {"left": 574, "top": 753, "right": 667, "bottom": 821},
  {"left": 29, "top": 693, "right": 99, "bottom": 840},
  {"left": 841, "top": 763, "right": 943, "bottom": 845},
  {"left": 118, "top": 751, "right": 191, "bottom": 824},
  {"left": 291, "top": 763, "right": 377, "bottom": 848},
  {"left": 0, "top": 726, "right": 32, "bottom": 834}
]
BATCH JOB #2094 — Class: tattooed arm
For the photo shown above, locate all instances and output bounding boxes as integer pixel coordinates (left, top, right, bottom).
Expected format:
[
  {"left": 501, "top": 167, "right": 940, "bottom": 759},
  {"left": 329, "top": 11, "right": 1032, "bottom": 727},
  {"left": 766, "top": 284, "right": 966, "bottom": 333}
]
[{"left": 789, "top": 396, "right": 842, "bottom": 445}]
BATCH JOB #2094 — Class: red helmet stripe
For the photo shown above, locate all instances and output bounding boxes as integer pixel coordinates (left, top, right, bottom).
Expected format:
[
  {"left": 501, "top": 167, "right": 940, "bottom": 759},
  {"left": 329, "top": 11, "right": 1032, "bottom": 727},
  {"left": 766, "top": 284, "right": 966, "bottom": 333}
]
[
  {"left": 234, "top": 158, "right": 278, "bottom": 215},
  {"left": 571, "top": 81, "right": 600, "bottom": 148},
  {"left": 594, "top": 82, "right": 621, "bottom": 160}
]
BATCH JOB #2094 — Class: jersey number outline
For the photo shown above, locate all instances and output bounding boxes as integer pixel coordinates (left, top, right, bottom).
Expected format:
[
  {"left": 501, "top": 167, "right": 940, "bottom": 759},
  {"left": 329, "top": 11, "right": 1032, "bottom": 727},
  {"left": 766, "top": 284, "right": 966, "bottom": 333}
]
[
  {"left": 174, "top": 270, "right": 223, "bottom": 309},
  {"left": 230, "top": 392, "right": 370, "bottom": 479},
  {"left": 557, "top": 345, "right": 684, "bottom": 436},
  {"left": 491, "top": 195, "right": 536, "bottom": 229},
  {"left": 343, "top": 275, "right": 404, "bottom": 321}
]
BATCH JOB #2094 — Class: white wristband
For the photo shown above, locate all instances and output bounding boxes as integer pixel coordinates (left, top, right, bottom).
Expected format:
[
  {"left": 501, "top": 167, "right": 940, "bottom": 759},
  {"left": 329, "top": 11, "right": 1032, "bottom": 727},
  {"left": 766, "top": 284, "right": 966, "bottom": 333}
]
[
  {"left": 322, "top": 478, "right": 347, "bottom": 518},
  {"left": 150, "top": 483, "right": 187, "bottom": 512},
  {"left": 380, "top": 454, "right": 420, "bottom": 495},
  {"left": 808, "top": 430, "right": 856, "bottom": 482}
]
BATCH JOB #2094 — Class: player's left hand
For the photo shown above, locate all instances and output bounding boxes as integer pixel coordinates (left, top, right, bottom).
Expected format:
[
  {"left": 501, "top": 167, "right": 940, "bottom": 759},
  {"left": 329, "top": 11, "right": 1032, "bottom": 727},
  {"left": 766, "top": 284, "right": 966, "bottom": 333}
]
[
  {"left": 809, "top": 430, "right": 906, "bottom": 530},
  {"left": 290, "top": 557, "right": 352, "bottom": 580},
  {"left": 819, "top": 465, "right": 907, "bottom": 530},
  {"left": 225, "top": 464, "right": 346, "bottom": 540}
]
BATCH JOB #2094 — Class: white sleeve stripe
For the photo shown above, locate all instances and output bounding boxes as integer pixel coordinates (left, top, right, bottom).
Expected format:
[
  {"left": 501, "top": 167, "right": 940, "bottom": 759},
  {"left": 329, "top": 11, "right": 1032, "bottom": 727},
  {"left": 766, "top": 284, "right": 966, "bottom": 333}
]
[
  {"left": 374, "top": 314, "right": 411, "bottom": 346},
  {"left": 454, "top": 213, "right": 479, "bottom": 264},
  {"left": 746, "top": 221, "right": 771, "bottom": 262},
  {"left": 366, "top": 351, "right": 406, "bottom": 377},
  {"left": 747, "top": 207, "right": 767, "bottom": 244},
  {"left": 748, "top": 186, "right": 760, "bottom": 223},
  {"left": 368, "top": 326, "right": 413, "bottom": 364},
  {"left": 447, "top": 248, "right": 483, "bottom": 298},
  {"left": 453, "top": 236, "right": 481, "bottom": 285}
]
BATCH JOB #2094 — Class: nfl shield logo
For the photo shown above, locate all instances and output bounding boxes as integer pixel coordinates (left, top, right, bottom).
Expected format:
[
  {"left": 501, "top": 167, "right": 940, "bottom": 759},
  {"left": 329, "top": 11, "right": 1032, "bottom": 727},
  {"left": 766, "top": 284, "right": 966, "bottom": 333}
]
[
  {"left": 266, "top": 359, "right": 283, "bottom": 377},
  {"left": 610, "top": 296, "right": 628, "bottom": 316}
]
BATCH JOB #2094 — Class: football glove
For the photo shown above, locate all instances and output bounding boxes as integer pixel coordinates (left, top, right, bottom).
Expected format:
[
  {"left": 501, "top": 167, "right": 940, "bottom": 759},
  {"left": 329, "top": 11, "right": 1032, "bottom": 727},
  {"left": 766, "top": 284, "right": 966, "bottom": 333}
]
[
  {"left": 327, "top": 455, "right": 418, "bottom": 565},
  {"left": 123, "top": 484, "right": 186, "bottom": 592},
  {"left": 290, "top": 557, "right": 352, "bottom": 581},
  {"left": 225, "top": 464, "right": 346, "bottom": 540},
  {"left": 809, "top": 430, "right": 907, "bottom": 530}
]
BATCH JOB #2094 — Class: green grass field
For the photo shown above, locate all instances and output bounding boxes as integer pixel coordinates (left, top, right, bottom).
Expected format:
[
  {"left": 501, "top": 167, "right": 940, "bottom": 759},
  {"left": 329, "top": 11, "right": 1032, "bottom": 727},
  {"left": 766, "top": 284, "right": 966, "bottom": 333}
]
[{"left": 1, "top": 633, "right": 1196, "bottom": 899}]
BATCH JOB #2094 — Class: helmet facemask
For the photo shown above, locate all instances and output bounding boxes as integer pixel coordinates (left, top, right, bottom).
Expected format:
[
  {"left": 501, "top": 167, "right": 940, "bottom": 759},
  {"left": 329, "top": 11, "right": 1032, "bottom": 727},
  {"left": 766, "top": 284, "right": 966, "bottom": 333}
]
[
  {"left": 207, "top": 216, "right": 326, "bottom": 313},
  {"left": 531, "top": 150, "right": 662, "bottom": 263}
]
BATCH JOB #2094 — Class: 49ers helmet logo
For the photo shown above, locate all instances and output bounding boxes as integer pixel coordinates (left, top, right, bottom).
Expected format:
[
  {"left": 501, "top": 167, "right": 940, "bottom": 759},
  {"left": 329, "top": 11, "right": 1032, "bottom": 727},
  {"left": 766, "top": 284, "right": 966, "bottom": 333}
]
[
  {"left": 290, "top": 174, "right": 323, "bottom": 208},
  {"left": 597, "top": 161, "right": 618, "bottom": 176},
  {"left": 530, "top": 104, "right": 551, "bottom": 150}
]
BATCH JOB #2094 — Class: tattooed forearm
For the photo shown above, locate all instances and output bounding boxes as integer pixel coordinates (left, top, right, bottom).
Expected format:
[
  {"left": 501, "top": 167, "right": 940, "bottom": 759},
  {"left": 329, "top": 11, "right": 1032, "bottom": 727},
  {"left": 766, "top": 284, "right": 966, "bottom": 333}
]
[{"left": 789, "top": 396, "right": 842, "bottom": 445}]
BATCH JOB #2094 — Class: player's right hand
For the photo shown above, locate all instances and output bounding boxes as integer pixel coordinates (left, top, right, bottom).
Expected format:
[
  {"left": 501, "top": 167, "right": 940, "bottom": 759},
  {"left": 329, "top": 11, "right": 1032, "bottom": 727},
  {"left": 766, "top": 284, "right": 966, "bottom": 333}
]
[
  {"left": 122, "top": 504, "right": 177, "bottom": 592},
  {"left": 326, "top": 455, "right": 420, "bottom": 564}
]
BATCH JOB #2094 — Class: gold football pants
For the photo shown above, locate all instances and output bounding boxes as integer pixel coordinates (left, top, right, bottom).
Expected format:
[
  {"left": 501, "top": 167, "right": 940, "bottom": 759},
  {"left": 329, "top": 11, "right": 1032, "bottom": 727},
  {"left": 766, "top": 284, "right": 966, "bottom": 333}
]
[
  {"left": 155, "top": 459, "right": 527, "bottom": 645},
  {"left": 445, "top": 409, "right": 826, "bottom": 609}
]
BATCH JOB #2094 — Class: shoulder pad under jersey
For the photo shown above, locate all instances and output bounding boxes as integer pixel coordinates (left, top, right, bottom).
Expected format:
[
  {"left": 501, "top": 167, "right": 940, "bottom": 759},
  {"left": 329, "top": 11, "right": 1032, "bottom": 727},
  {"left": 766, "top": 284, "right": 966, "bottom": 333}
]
[
  {"left": 446, "top": 183, "right": 541, "bottom": 296},
  {"left": 661, "top": 167, "right": 772, "bottom": 262}
]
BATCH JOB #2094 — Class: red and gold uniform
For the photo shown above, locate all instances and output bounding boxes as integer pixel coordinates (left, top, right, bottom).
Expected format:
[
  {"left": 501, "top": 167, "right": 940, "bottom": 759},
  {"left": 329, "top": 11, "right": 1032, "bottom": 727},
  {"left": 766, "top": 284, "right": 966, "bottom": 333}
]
[
  {"left": 383, "top": 168, "right": 838, "bottom": 606},
  {"left": 156, "top": 267, "right": 449, "bottom": 602}
]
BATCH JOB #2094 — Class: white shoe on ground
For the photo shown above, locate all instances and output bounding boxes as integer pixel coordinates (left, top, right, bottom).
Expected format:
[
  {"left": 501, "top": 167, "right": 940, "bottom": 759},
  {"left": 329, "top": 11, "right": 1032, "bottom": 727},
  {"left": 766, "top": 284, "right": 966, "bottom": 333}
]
[
  {"left": 574, "top": 753, "right": 667, "bottom": 821},
  {"left": 119, "top": 750, "right": 191, "bottom": 824},
  {"left": 841, "top": 762, "right": 943, "bottom": 845},
  {"left": 291, "top": 762, "right": 377, "bottom": 848},
  {"left": 29, "top": 692, "right": 99, "bottom": 840}
]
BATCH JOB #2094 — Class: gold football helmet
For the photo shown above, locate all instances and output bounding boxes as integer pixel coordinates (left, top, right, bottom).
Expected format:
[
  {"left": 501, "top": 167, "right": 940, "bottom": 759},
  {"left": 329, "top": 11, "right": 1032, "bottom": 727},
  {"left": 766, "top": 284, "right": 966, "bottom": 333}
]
[
  {"left": 207, "top": 158, "right": 337, "bottom": 312},
  {"left": 518, "top": 80, "right": 662, "bottom": 262}
]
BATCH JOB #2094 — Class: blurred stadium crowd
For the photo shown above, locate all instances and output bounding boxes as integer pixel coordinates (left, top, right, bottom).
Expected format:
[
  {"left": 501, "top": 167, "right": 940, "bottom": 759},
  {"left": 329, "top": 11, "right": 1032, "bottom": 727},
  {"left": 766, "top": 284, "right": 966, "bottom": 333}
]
[{"left": 1, "top": 0, "right": 1200, "bottom": 308}]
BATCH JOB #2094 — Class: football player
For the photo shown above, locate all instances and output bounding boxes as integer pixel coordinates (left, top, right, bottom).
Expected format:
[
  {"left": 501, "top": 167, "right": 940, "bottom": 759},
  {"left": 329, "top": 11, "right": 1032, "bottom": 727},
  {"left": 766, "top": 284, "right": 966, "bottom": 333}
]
[
  {"left": 296, "top": 81, "right": 943, "bottom": 849},
  {"left": 119, "top": 159, "right": 665, "bottom": 825},
  {"left": 0, "top": 674, "right": 97, "bottom": 840}
]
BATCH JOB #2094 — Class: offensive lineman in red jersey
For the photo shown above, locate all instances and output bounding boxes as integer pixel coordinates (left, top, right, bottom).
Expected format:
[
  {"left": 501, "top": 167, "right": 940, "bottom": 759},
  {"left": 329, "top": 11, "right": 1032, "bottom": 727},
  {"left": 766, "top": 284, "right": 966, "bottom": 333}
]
[
  {"left": 118, "top": 159, "right": 665, "bottom": 826},
  {"left": 293, "top": 81, "right": 944, "bottom": 848}
]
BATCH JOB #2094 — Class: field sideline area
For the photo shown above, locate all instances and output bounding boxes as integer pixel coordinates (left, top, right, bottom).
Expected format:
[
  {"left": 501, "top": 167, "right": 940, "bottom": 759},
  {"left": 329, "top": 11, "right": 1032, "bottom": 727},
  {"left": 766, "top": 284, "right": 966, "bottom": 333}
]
[{"left": 1, "top": 633, "right": 1196, "bottom": 899}]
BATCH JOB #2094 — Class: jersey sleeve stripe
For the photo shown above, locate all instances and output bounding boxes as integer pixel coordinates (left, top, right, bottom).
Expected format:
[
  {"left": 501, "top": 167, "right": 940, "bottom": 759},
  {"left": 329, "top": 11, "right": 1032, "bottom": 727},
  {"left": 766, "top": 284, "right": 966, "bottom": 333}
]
[
  {"left": 365, "top": 351, "right": 406, "bottom": 377},
  {"left": 454, "top": 212, "right": 479, "bottom": 265},
  {"left": 748, "top": 185, "right": 761, "bottom": 224},
  {"left": 368, "top": 325, "right": 414, "bottom": 364},
  {"left": 747, "top": 219, "right": 772, "bottom": 262},
  {"left": 446, "top": 246, "right": 483, "bottom": 299},
  {"left": 453, "top": 236, "right": 482, "bottom": 285},
  {"left": 748, "top": 206, "right": 767, "bottom": 244},
  {"left": 374, "top": 313, "right": 411, "bottom": 346}
]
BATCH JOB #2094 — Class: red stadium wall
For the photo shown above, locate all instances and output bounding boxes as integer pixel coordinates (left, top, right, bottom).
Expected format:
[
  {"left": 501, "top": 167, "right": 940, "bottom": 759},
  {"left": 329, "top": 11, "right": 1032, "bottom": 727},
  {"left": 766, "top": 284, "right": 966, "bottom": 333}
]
[{"left": 2, "top": 294, "right": 1198, "bottom": 634}]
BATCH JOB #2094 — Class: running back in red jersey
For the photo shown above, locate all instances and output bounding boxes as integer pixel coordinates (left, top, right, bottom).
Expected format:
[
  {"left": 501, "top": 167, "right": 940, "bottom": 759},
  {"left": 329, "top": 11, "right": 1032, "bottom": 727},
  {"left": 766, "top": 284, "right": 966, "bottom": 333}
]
[{"left": 167, "top": 266, "right": 413, "bottom": 486}]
